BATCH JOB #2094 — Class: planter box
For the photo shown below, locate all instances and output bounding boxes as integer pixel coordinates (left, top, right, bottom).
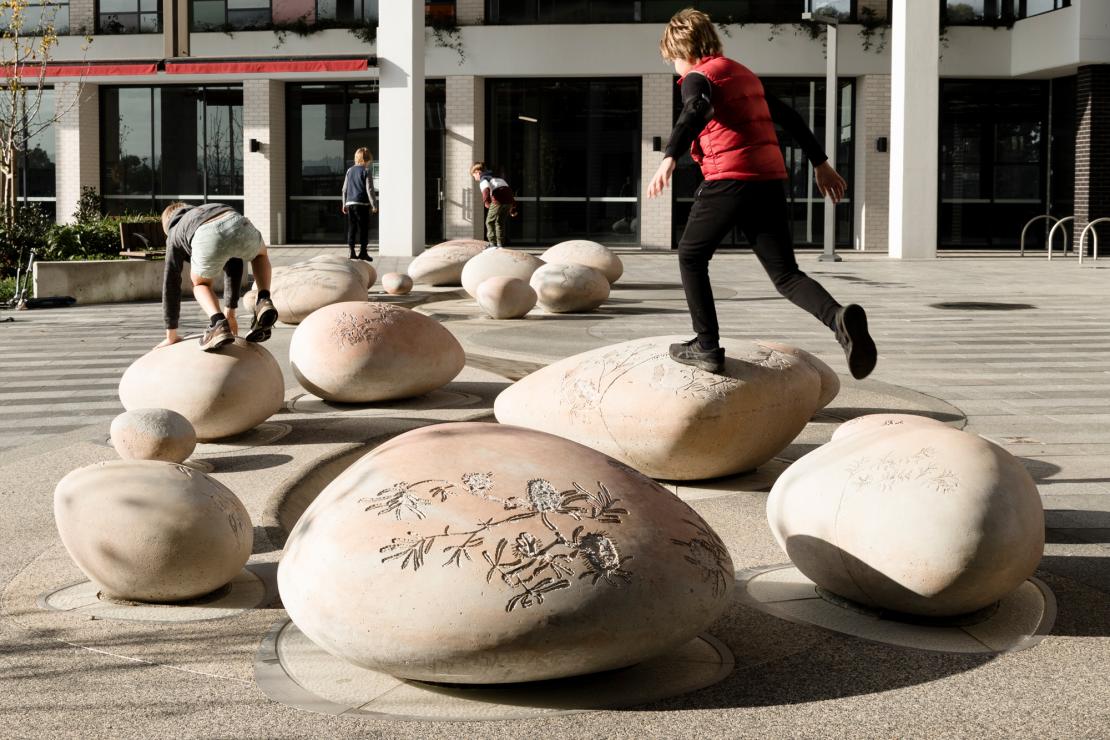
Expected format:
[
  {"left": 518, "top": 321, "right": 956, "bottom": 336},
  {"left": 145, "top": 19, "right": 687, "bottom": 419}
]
[{"left": 33, "top": 260, "right": 249, "bottom": 305}]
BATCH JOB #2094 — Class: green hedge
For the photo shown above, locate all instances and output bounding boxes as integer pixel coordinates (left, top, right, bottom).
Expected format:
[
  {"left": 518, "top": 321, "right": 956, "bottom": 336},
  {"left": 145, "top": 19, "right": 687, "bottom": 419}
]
[{"left": 0, "top": 204, "right": 161, "bottom": 280}]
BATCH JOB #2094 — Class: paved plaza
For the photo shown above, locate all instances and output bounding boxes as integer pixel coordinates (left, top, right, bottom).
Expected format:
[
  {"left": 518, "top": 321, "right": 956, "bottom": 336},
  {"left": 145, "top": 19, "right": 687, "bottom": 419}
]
[{"left": 1, "top": 249, "right": 1109, "bottom": 737}]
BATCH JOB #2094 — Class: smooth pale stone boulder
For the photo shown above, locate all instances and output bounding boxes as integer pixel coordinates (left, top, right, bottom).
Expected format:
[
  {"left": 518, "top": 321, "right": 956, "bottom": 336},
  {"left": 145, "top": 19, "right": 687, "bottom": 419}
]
[
  {"left": 767, "top": 424, "right": 1044, "bottom": 617},
  {"left": 461, "top": 247, "right": 544, "bottom": 299},
  {"left": 529, "top": 263, "right": 611, "bottom": 313},
  {"left": 382, "top": 272, "right": 413, "bottom": 295},
  {"left": 270, "top": 261, "right": 367, "bottom": 324},
  {"left": 476, "top": 276, "right": 536, "bottom": 319},
  {"left": 278, "top": 422, "right": 735, "bottom": 683},
  {"left": 542, "top": 239, "right": 624, "bottom": 284},
  {"left": 348, "top": 260, "right": 376, "bottom": 289},
  {"left": 119, "top": 339, "right": 284, "bottom": 441},
  {"left": 831, "top": 413, "right": 952, "bottom": 443},
  {"left": 110, "top": 408, "right": 196, "bottom": 464},
  {"left": 407, "top": 240, "right": 486, "bottom": 286},
  {"left": 757, "top": 340, "right": 840, "bottom": 409},
  {"left": 289, "top": 301, "right": 464, "bottom": 402},
  {"left": 54, "top": 460, "right": 252, "bottom": 602},
  {"left": 495, "top": 336, "right": 830, "bottom": 480}
]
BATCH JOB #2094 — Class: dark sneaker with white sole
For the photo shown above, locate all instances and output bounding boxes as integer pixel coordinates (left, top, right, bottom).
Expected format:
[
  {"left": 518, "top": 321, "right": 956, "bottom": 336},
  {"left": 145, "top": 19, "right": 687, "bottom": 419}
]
[
  {"left": 668, "top": 338, "right": 725, "bottom": 374},
  {"left": 835, "top": 304, "right": 877, "bottom": 380},
  {"left": 200, "top": 318, "right": 234, "bottom": 352},
  {"left": 246, "top": 297, "right": 278, "bottom": 343}
]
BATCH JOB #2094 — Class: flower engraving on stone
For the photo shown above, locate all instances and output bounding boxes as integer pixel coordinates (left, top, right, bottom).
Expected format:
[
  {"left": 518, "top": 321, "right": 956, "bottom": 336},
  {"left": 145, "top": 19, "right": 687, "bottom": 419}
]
[
  {"left": 671, "top": 518, "right": 731, "bottom": 598},
  {"left": 846, "top": 447, "right": 959, "bottom": 494},
  {"left": 561, "top": 343, "right": 662, "bottom": 417},
  {"left": 330, "top": 306, "right": 402, "bottom": 350},
  {"left": 744, "top": 346, "right": 792, "bottom": 370},
  {"left": 376, "top": 474, "right": 634, "bottom": 611}
]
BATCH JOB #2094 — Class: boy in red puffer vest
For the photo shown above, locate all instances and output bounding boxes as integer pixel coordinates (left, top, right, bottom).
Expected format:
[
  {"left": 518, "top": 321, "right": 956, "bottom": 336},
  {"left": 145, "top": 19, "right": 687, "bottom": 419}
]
[{"left": 647, "top": 8, "right": 877, "bottom": 380}]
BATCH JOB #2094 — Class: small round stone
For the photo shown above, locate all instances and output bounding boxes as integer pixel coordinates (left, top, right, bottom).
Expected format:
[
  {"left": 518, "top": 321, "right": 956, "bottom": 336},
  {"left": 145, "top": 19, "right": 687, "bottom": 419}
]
[
  {"left": 529, "top": 263, "right": 610, "bottom": 313},
  {"left": 476, "top": 276, "right": 536, "bottom": 319},
  {"left": 54, "top": 460, "right": 253, "bottom": 602},
  {"left": 541, "top": 239, "right": 624, "bottom": 284},
  {"left": 382, "top": 273, "right": 413, "bottom": 295},
  {"left": 110, "top": 408, "right": 196, "bottom": 463}
]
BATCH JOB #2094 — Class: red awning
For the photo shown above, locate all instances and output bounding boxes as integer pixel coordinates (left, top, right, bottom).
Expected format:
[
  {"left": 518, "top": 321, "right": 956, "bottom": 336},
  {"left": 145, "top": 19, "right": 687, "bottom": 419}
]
[
  {"left": 14, "top": 63, "right": 159, "bottom": 78},
  {"left": 165, "top": 59, "right": 369, "bottom": 75}
]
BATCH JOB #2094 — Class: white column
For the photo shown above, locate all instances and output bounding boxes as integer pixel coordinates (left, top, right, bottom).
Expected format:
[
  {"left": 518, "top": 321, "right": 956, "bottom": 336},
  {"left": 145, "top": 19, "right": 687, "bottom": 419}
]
[
  {"left": 853, "top": 74, "right": 890, "bottom": 252},
  {"left": 243, "top": 81, "right": 285, "bottom": 245},
  {"left": 641, "top": 74, "right": 673, "bottom": 250},
  {"left": 54, "top": 82, "right": 98, "bottom": 225},
  {"left": 445, "top": 76, "right": 484, "bottom": 241},
  {"left": 888, "top": 0, "right": 939, "bottom": 259},
  {"left": 379, "top": 1, "right": 426, "bottom": 256}
]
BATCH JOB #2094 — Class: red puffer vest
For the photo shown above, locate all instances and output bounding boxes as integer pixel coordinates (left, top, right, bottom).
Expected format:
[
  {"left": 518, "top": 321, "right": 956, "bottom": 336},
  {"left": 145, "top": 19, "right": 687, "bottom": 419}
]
[{"left": 682, "top": 55, "right": 787, "bottom": 181}]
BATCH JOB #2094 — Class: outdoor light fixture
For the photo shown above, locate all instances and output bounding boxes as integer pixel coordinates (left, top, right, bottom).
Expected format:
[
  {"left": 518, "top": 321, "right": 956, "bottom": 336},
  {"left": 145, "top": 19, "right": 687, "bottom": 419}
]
[
  {"left": 518, "top": 115, "right": 538, "bottom": 123},
  {"left": 249, "top": 138, "right": 261, "bottom": 153},
  {"left": 652, "top": 136, "right": 662, "bottom": 152}
]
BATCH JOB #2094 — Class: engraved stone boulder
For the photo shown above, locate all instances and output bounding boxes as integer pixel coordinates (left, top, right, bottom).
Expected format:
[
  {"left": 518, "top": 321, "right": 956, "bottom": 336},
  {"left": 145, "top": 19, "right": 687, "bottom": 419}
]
[
  {"left": 831, "top": 412, "right": 953, "bottom": 443},
  {"left": 54, "top": 460, "right": 252, "bottom": 602},
  {"left": 755, "top": 340, "right": 840, "bottom": 409},
  {"left": 461, "top": 247, "right": 544, "bottom": 299},
  {"left": 270, "top": 260, "right": 368, "bottom": 324},
  {"left": 408, "top": 240, "right": 487, "bottom": 286},
  {"left": 348, "top": 260, "right": 377, "bottom": 289},
  {"left": 494, "top": 336, "right": 833, "bottom": 480},
  {"left": 542, "top": 239, "right": 624, "bottom": 284},
  {"left": 529, "top": 262, "right": 611, "bottom": 313},
  {"left": 110, "top": 408, "right": 196, "bottom": 464},
  {"left": 767, "top": 421, "right": 1044, "bottom": 616},
  {"left": 119, "top": 339, "right": 285, "bottom": 441},
  {"left": 289, "top": 301, "right": 465, "bottom": 403},
  {"left": 278, "top": 422, "right": 735, "bottom": 683},
  {"left": 476, "top": 276, "right": 536, "bottom": 319},
  {"left": 382, "top": 272, "right": 413, "bottom": 295}
]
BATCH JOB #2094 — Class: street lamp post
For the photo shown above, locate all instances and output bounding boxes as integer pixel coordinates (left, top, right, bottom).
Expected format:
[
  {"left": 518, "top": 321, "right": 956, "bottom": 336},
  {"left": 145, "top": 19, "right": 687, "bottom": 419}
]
[{"left": 803, "top": 5, "right": 841, "bottom": 262}]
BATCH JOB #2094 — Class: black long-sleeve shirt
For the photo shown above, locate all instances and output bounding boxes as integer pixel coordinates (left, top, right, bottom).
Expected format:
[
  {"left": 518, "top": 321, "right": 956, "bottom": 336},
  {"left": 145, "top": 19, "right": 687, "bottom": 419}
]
[{"left": 664, "top": 72, "right": 827, "bottom": 168}]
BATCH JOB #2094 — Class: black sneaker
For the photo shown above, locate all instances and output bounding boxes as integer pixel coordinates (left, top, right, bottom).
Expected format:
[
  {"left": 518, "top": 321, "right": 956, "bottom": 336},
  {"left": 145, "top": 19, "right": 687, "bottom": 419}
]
[
  {"left": 200, "top": 319, "right": 234, "bottom": 352},
  {"left": 835, "top": 304, "right": 877, "bottom": 380},
  {"left": 669, "top": 338, "right": 725, "bottom": 374},
  {"left": 246, "top": 297, "right": 278, "bottom": 343},
  {"left": 357, "top": 251, "right": 373, "bottom": 262}
]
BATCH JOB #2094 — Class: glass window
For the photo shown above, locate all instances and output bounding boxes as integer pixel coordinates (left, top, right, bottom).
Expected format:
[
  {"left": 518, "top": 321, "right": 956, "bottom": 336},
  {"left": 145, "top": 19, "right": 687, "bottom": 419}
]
[
  {"left": 1019, "top": 0, "right": 1069, "bottom": 18},
  {"left": 944, "top": 1, "right": 1016, "bottom": 25},
  {"left": 190, "top": 0, "right": 271, "bottom": 30},
  {"left": 98, "top": 0, "right": 161, "bottom": 33},
  {"left": 4, "top": 88, "right": 57, "bottom": 220},
  {"left": 100, "top": 86, "right": 244, "bottom": 216},
  {"left": 487, "top": 78, "right": 641, "bottom": 246},
  {"left": 5, "top": 0, "right": 70, "bottom": 33},
  {"left": 492, "top": 0, "right": 820, "bottom": 24},
  {"left": 315, "top": 0, "right": 376, "bottom": 22}
]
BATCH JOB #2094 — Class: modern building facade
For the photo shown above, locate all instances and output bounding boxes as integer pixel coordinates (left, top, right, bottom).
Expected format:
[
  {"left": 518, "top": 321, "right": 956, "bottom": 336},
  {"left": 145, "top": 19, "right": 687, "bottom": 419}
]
[{"left": 11, "top": 0, "right": 1110, "bottom": 257}]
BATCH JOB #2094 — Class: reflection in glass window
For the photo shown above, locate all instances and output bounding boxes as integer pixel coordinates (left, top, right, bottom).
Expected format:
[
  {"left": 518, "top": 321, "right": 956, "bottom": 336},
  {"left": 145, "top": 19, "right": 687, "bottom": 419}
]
[
  {"left": 100, "top": 86, "right": 244, "bottom": 216},
  {"left": 190, "top": 0, "right": 271, "bottom": 30},
  {"left": 3, "top": 88, "right": 57, "bottom": 219},
  {"left": 98, "top": 0, "right": 161, "bottom": 33},
  {"left": 316, "top": 0, "right": 376, "bottom": 22},
  {"left": 2, "top": 0, "right": 70, "bottom": 33},
  {"left": 492, "top": 1, "right": 823, "bottom": 24}
]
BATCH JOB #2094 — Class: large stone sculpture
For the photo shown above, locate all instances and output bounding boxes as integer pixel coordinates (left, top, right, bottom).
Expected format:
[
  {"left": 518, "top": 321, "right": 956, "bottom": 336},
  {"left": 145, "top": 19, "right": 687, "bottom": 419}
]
[
  {"left": 830, "top": 412, "right": 951, "bottom": 442},
  {"left": 110, "top": 408, "right": 196, "bottom": 464},
  {"left": 119, "top": 339, "right": 285, "bottom": 440},
  {"left": 461, "top": 247, "right": 544, "bottom": 299},
  {"left": 541, "top": 239, "right": 624, "bottom": 284},
  {"left": 476, "top": 276, "right": 537, "bottom": 319},
  {"left": 348, "top": 260, "right": 376, "bottom": 289},
  {"left": 529, "top": 263, "right": 610, "bottom": 313},
  {"left": 494, "top": 336, "right": 836, "bottom": 480},
  {"left": 382, "top": 272, "right": 413, "bottom": 295},
  {"left": 278, "top": 422, "right": 735, "bottom": 683},
  {"left": 407, "top": 240, "right": 486, "bottom": 286},
  {"left": 289, "top": 301, "right": 465, "bottom": 402},
  {"left": 767, "top": 417, "right": 1044, "bottom": 616},
  {"left": 756, "top": 340, "right": 840, "bottom": 409},
  {"left": 269, "top": 260, "right": 367, "bottom": 324},
  {"left": 54, "top": 460, "right": 252, "bottom": 602}
]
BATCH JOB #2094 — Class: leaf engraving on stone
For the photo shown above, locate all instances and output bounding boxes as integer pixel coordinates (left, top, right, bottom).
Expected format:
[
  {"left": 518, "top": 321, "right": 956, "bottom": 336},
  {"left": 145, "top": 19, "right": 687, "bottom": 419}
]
[
  {"left": 846, "top": 447, "right": 959, "bottom": 494},
  {"left": 330, "top": 306, "right": 402, "bottom": 350},
  {"left": 376, "top": 474, "right": 634, "bottom": 611},
  {"left": 671, "top": 518, "right": 731, "bottom": 598}
]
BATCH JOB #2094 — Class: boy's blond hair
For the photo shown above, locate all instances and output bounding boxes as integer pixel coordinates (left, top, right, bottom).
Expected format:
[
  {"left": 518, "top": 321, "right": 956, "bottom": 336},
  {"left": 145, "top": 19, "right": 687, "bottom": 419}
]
[
  {"left": 659, "top": 8, "right": 722, "bottom": 62},
  {"left": 161, "top": 202, "right": 188, "bottom": 235},
  {"left": 354, "top": 147, "right": 372, "bottom": 165},
  {"left": 470, "top": 162, "right": 486, "bottom": 176}
]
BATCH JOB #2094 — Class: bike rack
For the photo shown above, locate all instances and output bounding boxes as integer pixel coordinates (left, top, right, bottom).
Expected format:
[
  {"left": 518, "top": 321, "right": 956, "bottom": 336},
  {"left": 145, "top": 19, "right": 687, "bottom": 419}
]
[
  {"left": 1078, "top": 218, "right": 1108, "bottom": 265},
  {"left": 1019, "top": 214, "right": 1060, "bottom": 257},
  {"left": 1047, "top": 216, "right": 1075, "bottom": 261}
]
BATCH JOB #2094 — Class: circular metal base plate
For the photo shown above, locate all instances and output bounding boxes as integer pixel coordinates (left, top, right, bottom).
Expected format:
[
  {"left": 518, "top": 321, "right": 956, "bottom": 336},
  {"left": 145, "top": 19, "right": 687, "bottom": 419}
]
[
  {"left": 735, "top": 564, "right": 1056, "bottom": 654},
  {"left": 255, "top": 619, "right": 734, "bottom": 721},
  {"left": 38, "top": 568, "right": 270, "bottom": 623}
]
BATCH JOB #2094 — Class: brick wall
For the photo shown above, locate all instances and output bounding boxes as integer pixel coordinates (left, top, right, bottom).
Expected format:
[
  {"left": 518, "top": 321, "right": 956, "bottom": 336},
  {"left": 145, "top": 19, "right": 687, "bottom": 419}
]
[
  {"left": 69, "top": 0, "right": 94, "bottom": 34},
  {"left": 54, "top": 82, "right": 98, "bottom": 225},
  {"left": 853, "top": 74, "right": 890, "bottom": 252},
  {"left": 243, "top": 80, "right": 286, "bottom": 245},
  {"left": 445, "top": 76, "right": 484, "bottom": 241},
  {"left": 641, "top": 74, "right": 673, "bottom": 250},
  {"left": 1074, "top": 65, "right": 1110, "bottom": 253},
  {"left": 455, "top": 0, "right": 484, "bottom": 25}
]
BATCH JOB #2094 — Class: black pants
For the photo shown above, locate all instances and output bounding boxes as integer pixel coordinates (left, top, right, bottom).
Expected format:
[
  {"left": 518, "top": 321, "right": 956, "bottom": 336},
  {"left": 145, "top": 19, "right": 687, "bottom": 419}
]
[
  {"left": 678, "top": 179, "right": 841, "bottom": 347},
  {"left": 346, "top": 204, "right": 371, "bottom": 253}
]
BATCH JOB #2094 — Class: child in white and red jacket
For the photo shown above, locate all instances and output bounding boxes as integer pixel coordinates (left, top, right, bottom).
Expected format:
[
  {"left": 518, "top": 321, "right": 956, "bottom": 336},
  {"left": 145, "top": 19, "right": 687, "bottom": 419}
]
[{"left": 471, "top": 162, "right": 518, "bottom": 248}]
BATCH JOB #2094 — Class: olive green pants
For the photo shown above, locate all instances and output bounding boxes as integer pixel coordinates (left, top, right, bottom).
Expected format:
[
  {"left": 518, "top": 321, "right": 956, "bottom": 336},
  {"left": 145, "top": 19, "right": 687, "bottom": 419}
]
[{"left": 485, "top": 203, "right": 509, "bottom": 246}]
